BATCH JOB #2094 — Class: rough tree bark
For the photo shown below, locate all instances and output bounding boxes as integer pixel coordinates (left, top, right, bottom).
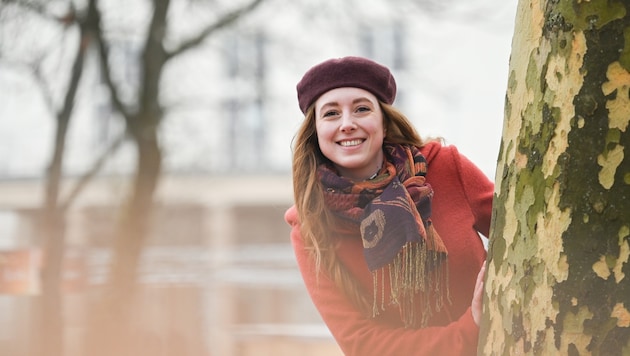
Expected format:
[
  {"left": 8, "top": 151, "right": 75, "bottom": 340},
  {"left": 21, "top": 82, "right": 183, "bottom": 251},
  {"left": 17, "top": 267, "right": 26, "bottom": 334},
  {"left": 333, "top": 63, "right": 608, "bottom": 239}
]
[{"left": 479, "top": 1, "right": 630, "bottom": 355}]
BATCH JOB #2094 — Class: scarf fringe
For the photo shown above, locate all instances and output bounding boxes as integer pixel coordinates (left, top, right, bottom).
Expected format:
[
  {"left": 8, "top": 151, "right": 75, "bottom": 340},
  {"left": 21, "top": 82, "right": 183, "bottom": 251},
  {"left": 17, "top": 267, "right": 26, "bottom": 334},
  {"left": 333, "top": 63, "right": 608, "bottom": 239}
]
[{"left": 371, "top": 227, "right": 450, "bottom": 328}]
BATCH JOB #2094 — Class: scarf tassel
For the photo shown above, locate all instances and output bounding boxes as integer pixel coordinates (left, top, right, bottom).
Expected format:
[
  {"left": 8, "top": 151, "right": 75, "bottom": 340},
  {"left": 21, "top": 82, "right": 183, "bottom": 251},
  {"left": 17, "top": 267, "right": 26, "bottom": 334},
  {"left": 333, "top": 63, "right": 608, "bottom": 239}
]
[{"left": 371, "top": 227, "right": 450, "bottom": 328}]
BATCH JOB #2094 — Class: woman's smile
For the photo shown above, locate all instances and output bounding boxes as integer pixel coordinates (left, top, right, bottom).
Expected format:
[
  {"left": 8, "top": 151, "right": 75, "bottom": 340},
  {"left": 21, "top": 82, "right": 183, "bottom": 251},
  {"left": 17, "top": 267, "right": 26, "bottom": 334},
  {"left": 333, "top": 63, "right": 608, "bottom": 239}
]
[{"left": 339, "top": 139, "right": 365, "bottom": 147}]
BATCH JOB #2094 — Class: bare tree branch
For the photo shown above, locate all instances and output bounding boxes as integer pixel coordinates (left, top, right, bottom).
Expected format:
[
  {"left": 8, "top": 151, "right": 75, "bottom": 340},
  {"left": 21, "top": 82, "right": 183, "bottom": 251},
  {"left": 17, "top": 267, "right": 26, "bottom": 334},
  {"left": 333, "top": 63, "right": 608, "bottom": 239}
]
[
  {"left": 88, "top": 0, "right": 133, "bottom": 125},
  {"left": 60, "top": 133, "right": 126, "bottom": 211},
  {"left": 1, "top": 0, "right": 48, "bottom": 15},
  {"left": 32, "top": 62, "right": 56, "bottom": 112},
  {"left": 166, "top": 0, "right": 265, "bottom": 59},
  {"left": 44, "top": 4, "right": 83, "bottom": 211},
  {"left": 1, "top": 0, "right": 77, "bottom": 24}
]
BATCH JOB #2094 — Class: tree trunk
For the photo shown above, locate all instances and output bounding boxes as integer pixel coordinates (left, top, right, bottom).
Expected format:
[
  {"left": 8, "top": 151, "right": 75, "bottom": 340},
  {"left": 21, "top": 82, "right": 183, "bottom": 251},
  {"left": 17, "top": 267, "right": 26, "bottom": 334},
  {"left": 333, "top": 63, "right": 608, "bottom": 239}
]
[
  {"left": 85, "top": 0, "right": 168, "bottom": 352},
  {"left": 37, "top": 8, "right": 88, "bottom": 355},
  {"left": 479, "top": 1, "right": 630, "bottom": 355},
  {"left": 37, "top": 212, "right": 66, "bottom": 356},
  {"left": 86, "top": 128, "right": 162, "bottom": 356}
]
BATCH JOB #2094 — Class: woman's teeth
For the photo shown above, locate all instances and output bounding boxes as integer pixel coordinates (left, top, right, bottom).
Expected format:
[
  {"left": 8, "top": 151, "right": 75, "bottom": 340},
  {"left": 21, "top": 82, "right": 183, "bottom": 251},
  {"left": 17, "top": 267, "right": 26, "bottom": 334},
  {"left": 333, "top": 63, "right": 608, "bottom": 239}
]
[{"left": 339, "top": 139, "right": 363, "bottom": 147}]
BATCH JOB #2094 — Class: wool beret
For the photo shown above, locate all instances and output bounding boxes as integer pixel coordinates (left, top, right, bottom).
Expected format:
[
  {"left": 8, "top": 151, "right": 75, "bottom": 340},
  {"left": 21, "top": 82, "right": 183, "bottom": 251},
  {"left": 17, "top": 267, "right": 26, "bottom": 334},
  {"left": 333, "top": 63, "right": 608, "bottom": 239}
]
[{"left": 296, "top": 56, "right": 397, "bottom": 114}]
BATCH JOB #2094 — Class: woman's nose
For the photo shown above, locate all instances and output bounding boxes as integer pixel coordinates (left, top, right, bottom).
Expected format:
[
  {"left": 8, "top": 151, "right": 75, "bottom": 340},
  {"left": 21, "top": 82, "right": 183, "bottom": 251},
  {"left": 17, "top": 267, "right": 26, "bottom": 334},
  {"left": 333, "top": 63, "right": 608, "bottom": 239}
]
[{"left": 339, "top": 113, "right": 356, "bottom": 132}]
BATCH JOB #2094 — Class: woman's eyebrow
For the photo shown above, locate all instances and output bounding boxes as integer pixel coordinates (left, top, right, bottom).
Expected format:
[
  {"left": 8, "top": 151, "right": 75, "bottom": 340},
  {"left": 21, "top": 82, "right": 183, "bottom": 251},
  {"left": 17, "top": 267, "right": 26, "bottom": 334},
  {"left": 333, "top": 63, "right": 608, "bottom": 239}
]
[
  {"left": 352, "top": 97, "right": 374, "bottom": 105},
  {"left": 321, "top": 101, "right": 339, "bottom": 109}
]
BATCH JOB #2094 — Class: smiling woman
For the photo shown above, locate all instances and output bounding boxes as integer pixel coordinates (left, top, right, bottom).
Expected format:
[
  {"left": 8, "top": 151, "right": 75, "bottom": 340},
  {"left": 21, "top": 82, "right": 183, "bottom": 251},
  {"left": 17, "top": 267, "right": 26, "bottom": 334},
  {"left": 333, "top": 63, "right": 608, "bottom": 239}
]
[
  {"left": 314, "top": 88, "right": 385, "bottom": 181},
  {"left": 286, "top": 56, "right": 493, "bottom": 356}
]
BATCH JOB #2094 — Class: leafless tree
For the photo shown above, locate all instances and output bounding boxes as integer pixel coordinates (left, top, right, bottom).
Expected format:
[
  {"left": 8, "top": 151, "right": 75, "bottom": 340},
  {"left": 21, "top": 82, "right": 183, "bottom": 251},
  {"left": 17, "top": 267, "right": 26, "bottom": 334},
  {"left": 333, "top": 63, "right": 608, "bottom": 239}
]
[{"left": 1, "top": 0, "right": 266, "bottom": 355}]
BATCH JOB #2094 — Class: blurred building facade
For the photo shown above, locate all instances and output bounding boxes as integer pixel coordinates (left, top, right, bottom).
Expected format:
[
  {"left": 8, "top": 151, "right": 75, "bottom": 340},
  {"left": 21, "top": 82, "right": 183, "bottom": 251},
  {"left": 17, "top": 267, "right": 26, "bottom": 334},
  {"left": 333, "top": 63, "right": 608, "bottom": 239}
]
[
  {"left": 0, "top": 0, "right": 515, "bottom": 179},
  {"left": 0, "top": 1, "right": 516, "bottom": 355},
  {"left": 0, "top": 175, "right": 339, "bottom": 355}
]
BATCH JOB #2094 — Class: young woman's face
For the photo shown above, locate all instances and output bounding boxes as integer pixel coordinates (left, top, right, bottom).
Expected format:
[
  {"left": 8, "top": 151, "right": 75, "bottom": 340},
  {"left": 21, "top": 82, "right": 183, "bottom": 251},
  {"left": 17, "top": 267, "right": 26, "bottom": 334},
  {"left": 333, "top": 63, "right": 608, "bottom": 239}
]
[{"left": 314, "top": 87, "right": 385, "bottom": 181}]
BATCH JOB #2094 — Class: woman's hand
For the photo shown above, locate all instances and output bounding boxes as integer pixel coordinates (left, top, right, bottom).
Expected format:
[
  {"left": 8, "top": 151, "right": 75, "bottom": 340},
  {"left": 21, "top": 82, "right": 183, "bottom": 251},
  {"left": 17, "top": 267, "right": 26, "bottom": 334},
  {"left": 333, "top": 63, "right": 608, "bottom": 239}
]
[{"left": 471, "top": 262, "right": 486, "bottom": 326}]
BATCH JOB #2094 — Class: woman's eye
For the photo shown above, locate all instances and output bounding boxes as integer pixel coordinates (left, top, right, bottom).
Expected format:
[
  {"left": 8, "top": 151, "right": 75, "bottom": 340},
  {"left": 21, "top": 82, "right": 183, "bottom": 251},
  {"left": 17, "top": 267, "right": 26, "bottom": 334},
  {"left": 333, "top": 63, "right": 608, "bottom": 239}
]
[
  {"left": 323, "top": 110, "right": 338, "bottom": 117},
  {"left": 356, "top": 106, "right": 371, "bottom": 113}
]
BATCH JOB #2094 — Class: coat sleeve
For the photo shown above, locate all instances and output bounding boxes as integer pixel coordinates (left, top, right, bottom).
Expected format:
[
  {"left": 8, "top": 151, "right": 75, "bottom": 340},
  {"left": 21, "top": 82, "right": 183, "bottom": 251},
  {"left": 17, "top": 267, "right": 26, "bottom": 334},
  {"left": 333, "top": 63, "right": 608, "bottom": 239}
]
[
  {"left": 448, "top": 146, "right": 495, "bottom": 238},
  {"left": 285, "top": 207, "right": 480, "bottom": 356}
]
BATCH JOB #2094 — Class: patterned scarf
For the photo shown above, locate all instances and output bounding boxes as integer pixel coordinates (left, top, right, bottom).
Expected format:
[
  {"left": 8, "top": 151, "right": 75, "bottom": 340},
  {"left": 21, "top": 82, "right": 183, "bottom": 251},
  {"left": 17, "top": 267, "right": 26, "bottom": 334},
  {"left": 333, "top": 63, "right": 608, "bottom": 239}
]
[{"left": 319, "top": 143, "right": 449, "bottom": 327}]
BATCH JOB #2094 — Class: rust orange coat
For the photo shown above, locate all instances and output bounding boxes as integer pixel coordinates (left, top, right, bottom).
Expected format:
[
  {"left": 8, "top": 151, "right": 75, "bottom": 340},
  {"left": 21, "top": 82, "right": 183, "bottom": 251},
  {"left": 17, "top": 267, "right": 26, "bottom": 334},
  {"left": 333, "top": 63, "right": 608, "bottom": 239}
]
[{"left": 285, "top": 141, "right": 493, "bottom": 355}]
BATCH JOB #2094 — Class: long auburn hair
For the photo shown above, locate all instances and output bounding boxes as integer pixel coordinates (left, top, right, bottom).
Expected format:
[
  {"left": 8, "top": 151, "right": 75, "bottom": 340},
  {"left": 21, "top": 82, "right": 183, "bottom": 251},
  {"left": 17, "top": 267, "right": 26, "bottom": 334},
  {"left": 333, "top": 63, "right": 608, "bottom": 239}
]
[{"left": 291, "top": 101, "right": 428, "bottom": 313}]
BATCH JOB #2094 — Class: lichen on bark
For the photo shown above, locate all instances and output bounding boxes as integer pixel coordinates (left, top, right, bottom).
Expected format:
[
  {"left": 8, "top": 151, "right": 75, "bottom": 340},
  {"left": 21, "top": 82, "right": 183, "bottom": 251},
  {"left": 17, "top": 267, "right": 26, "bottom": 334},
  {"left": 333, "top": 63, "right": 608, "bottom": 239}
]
[{"left": 481, "top": 1, "right": 630, "bottom": 355}]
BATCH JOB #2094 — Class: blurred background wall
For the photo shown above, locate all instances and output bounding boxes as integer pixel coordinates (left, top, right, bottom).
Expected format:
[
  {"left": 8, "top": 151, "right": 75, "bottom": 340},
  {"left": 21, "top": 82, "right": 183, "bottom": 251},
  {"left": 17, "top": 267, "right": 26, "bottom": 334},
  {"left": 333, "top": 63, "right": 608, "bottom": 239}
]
[{"left": 0, "top": 0, "right": 516, "bottom": 355}]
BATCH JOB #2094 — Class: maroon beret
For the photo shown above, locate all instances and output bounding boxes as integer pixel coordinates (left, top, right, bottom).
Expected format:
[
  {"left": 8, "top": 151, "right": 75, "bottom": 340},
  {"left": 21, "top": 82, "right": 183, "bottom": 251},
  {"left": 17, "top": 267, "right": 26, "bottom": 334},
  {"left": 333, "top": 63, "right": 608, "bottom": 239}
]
[{"left": 296, "top": 56, "right": 397, "bottom": 114}]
